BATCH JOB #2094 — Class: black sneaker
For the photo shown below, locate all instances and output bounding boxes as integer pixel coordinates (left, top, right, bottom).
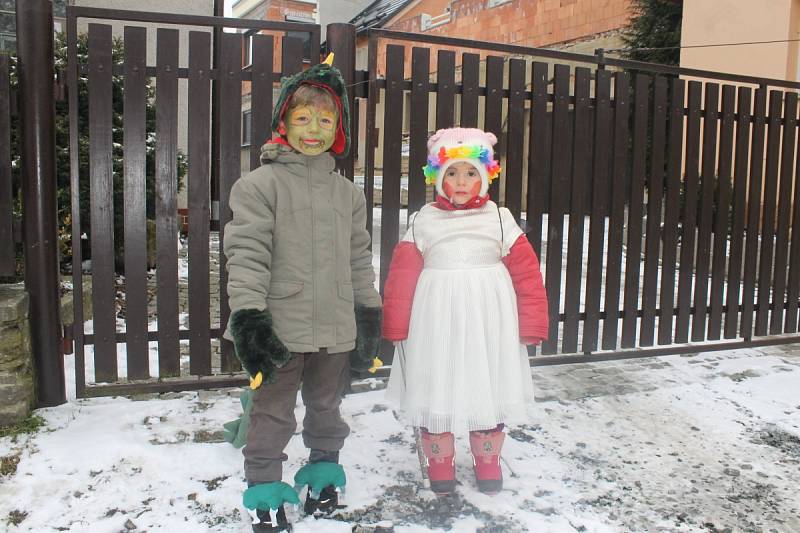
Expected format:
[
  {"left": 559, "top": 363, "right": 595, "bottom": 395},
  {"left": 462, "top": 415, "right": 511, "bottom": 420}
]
[
  {"left": 252, "top": 505, "right": 290, "bottom": 532},
  {"left": 303, "top": 485, "right": 339, "bottom": 516}
]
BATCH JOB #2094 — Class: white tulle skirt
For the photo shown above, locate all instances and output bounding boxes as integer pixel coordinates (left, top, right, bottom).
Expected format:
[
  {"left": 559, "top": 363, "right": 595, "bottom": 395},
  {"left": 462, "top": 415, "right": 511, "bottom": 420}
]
[{"left": 385, "top": 262, "right": 534, "bottom": 433}]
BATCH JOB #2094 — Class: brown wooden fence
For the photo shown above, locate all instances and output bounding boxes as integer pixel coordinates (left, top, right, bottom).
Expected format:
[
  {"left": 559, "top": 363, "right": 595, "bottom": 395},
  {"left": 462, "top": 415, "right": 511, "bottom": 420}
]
[
  {"left": 0, "top": 53, "right": 16, "bottom": 278},
  {"left": 65, "top": 7, "right": 319, "bottom": 397},
  {"left": 7, "top": 6, "right": 800, "bottom": 399},
  {"left": 364, "top": 29, "right": 800, "bottom": 365}
]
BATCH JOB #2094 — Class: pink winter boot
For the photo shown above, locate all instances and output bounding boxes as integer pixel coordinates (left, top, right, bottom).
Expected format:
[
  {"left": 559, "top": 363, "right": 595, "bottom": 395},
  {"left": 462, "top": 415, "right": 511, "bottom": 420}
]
[
  {"left": 469, "top": 428, "right": 505, "bottom": 494},
  {"left": 419, "top": 429, "right": 456, "bottom": 495}
]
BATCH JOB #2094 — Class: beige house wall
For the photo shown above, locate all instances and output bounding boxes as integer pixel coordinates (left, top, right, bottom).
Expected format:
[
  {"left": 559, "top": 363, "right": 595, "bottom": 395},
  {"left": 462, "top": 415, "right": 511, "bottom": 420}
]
[
  {"left": 680, "top": 0, "right": 800, "bottom": 228},
  {"left": 680, "top": 0, "right": 800, "bottom": 82}
]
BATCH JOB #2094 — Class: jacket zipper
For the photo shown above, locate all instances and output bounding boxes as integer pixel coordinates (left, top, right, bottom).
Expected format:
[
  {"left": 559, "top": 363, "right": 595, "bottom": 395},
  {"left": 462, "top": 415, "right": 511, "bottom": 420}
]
[{"left": 308, "top": 161, "right": 316, "bottom": 347}]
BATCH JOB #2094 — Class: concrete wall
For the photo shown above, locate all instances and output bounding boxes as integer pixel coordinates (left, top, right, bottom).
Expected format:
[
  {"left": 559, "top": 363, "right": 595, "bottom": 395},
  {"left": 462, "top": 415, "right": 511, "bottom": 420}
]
[
  {"left": 680, "top": 0, "right": 800, "bottom": 82},
  {"left": 0, "top": 285, "right": 32, "bottom": 427}
]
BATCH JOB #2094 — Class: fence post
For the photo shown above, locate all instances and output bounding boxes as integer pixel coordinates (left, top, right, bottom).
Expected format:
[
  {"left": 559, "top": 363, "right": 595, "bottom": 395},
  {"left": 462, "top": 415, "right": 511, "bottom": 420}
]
[
  {"left": 16, "top": 0, "right": 65, "bottom": 406},
  {"left": 326, "top": 23, "right": 356, "bottom": 180},
  {"left": 594, "top": 48, "right": 606, "bottom": 69},
  {"left": 210, "top": 0, "right": 224, "bottom": 231}
]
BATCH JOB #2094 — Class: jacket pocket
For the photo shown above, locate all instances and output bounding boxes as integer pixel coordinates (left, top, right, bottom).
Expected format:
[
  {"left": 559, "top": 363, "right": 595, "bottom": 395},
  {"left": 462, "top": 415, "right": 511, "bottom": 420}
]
[
  {"left": 338, "top": 281, "right": 354, "bottom": 302},
  {"left": 268, "top": 280, "right": 304, "bottom": 299},
  {"left": 267, "top": 280, "right": 306, "bottom": 343},
  {"left": 337, "top": 281, "right": 356, "bottom": 343}
]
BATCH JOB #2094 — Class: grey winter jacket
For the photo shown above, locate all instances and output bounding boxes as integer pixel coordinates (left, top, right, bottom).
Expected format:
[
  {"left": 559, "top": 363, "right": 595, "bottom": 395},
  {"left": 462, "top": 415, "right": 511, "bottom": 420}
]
[{"left": 223, "top": 148, "right": 382, "bottom": 354}]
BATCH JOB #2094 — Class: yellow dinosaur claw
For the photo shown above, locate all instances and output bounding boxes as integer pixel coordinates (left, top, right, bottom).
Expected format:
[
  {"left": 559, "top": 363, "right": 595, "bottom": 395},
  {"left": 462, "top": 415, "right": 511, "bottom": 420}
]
[
  {"left": 249, "top": 372, "right": 263, "bottom": 390},
  {"left": 323, "top": 52, "right": 334, "bottom": 66},
  {"left": 368, "top": 357, "right": 383, "bottom": 374}
]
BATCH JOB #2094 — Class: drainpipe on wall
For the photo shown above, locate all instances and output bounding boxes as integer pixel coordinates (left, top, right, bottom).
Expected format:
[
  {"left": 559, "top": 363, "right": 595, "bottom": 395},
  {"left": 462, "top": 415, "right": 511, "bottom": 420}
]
[{"left": 16, "top": 0, "right": 65, "bottom": 406}]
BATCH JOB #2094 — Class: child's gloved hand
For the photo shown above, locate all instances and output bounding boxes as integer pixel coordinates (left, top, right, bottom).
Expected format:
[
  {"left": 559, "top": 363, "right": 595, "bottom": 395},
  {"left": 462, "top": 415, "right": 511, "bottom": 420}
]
[
  {"left": 243, "top": 481, "right": 300, "bottom": 511},
  {"left": 350, "top": 306, "right": 382, "bottom": 372},
  {"left": 293, "top": 462, "right": 346, "bottom": 498},
  {"left": 230, "top": 308, "right": 292, "bottom": 385}
]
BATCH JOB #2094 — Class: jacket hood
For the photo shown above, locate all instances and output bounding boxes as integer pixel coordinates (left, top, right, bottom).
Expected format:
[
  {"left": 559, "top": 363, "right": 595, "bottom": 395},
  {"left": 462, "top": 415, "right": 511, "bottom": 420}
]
[{"left": 260, "top": 142, "right": 336, "bottom": 175}]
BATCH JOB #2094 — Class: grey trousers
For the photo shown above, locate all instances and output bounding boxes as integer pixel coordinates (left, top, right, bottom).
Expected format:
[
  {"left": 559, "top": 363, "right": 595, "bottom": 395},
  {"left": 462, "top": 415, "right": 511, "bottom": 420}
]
[{"left": 244, "top": 349, "right": 351, "bottom": 484}]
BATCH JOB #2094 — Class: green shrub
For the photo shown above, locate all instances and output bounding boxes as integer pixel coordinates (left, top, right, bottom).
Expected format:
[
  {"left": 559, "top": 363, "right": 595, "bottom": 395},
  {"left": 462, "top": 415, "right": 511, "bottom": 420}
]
[{"left": 7, "top": 32, "right": 188, "bottom": 277}]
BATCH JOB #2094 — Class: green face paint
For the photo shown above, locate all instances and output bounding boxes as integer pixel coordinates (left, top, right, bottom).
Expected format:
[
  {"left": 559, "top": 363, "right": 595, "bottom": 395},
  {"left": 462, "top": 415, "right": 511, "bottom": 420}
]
[{"left": 284, "top": 105, "right": 337, "bottom": 156}]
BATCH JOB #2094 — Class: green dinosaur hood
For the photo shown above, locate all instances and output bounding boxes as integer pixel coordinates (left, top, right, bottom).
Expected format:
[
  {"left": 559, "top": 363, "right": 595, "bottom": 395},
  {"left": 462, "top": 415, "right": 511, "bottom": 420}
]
[{"left": 271, "top": 59, "right": 350, "bottom": 156}]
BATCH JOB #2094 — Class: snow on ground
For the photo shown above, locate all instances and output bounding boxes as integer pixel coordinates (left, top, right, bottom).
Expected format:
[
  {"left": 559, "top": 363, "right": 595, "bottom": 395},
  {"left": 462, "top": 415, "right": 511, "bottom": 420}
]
[
  {"left": 4, "top": 210, "right": 799, "bottom": 531},
  {"left": 2, "top": 347, "right": 799, "bottom": 532}
]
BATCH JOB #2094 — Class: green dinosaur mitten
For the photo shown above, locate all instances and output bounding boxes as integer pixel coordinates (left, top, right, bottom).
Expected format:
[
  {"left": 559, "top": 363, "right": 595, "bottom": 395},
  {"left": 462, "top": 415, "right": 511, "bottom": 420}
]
[
  {"left": 243, "top": 481, "right": 300, "bottom": 511},
  {"left": 222, "top": 388, "right": 253, "bottom": 449},
  {"left": 293, "top": 462, "right": 346, "bottom": 498},
  {"left": 350, "top": 306, "right": 382, "bottom": 372},
  {"left": 230, "top": 308, "right": 292, "bottom": 384}
]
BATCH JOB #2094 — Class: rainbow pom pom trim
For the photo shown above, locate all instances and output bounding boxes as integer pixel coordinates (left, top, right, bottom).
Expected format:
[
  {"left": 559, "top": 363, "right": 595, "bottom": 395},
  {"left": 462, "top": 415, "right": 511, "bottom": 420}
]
[{"left": 423, "top": 145, "right": 501, "bottom": 186}]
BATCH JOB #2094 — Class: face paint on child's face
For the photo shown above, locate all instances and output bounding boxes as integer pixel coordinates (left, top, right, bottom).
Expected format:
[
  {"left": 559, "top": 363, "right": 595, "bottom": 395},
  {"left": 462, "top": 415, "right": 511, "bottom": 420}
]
[
  {"left": 442, "top": 162, "right": 482, "bottom": 205},
  {"left": 284, "top": 105, "right": 338, "bottom": 156}
]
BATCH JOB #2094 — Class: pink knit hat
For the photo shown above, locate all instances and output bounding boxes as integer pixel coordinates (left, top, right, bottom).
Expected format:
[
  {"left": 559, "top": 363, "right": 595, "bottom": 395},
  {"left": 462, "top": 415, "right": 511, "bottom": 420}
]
[{"left": 423, "top": 128, "right": 501, "bottom": 198}]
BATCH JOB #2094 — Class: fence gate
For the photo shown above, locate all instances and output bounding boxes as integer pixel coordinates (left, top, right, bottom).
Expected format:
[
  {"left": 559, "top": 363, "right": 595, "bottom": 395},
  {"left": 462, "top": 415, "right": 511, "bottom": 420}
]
[
  {"left": 362, "top": 29, "right": 800, "bottom": 367},
  {"left": 66, "top": 7, "right": 320, "bottom": 397},
  {"left": 64, "top": 9, "right": 800, "bottom": 398}
]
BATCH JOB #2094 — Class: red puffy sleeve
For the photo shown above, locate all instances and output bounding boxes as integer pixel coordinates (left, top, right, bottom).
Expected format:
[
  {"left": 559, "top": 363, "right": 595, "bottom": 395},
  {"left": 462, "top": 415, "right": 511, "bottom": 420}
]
[
  {"left": 502, "top": 234, "right": 549, "bottom": 344},
  {"left": 382, "top": 241, "right": 424, "bottom": 341}
]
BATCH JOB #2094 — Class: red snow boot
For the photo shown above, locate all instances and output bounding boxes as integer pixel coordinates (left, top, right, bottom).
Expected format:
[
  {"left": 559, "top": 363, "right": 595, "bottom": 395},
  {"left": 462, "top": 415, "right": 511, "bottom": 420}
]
[
  {"left": 420, "top": 429, "right": 456, "bottom": 495},
  {"left": 469, "top": 428, "right": 505, "bottom": 494}
]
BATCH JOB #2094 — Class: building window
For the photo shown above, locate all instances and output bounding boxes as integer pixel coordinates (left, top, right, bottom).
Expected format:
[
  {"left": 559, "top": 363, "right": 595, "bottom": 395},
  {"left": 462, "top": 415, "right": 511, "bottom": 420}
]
[
  {"left": 285, "top": 30, "right": 312, "bottom": 62},
  {"left": 284, "top": 14, "right": 315, "bottom": 63},
  {"left": 0, "top": 0, "right": 67, "bottom": 52},
  {"left": 0, "top": 5, "right": 15, "bottom": 52},
  {"left": 242, "top": 110, "right": 252, "bottom": 147},
  {"left": 243, "top": 32, "right": 253, "bottom": 68}
]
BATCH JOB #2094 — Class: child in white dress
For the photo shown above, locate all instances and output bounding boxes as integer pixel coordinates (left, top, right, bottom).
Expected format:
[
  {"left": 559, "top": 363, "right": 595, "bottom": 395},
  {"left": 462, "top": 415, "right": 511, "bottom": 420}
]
[{"left": 382, "top": 128, "right": 549, "bottom": 495}]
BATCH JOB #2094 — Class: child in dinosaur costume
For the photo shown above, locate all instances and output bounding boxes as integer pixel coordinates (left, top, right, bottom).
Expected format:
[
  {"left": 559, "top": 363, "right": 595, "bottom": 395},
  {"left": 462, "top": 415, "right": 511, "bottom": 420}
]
[{"left": 223, "top": 54, "right": 382, "bottom": 532}]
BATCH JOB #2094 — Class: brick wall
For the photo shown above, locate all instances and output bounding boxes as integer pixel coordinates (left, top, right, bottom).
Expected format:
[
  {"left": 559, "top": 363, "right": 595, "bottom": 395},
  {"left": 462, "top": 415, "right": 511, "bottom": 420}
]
[
  {"left": 241, "top": 0, "right": 317, "bottom": 96},
  {"left": 399, "top": 0, "right": 631, "bottom": 46},
  {"left": 361, "top": 0, "right": 632, "bottom": 75}
]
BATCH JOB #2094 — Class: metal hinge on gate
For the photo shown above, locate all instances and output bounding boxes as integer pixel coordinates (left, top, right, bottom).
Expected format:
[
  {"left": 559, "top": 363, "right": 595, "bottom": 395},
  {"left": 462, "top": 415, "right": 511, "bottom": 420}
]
[{"left": 62, "top": 323, "right": 74, "bottom": 355}]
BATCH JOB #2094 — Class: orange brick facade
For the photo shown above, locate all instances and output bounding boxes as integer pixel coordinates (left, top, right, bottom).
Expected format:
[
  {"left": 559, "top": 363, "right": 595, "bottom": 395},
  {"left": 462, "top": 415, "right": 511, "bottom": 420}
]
[
  {"left": 360, "top": 0, "right": 632, "bottom": 75},
  {"left": 262, "top": 0, "right": 316, "bottom": 72},
  {"left": 241, "top": 0, "right": 317, "bottom": 95}
]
